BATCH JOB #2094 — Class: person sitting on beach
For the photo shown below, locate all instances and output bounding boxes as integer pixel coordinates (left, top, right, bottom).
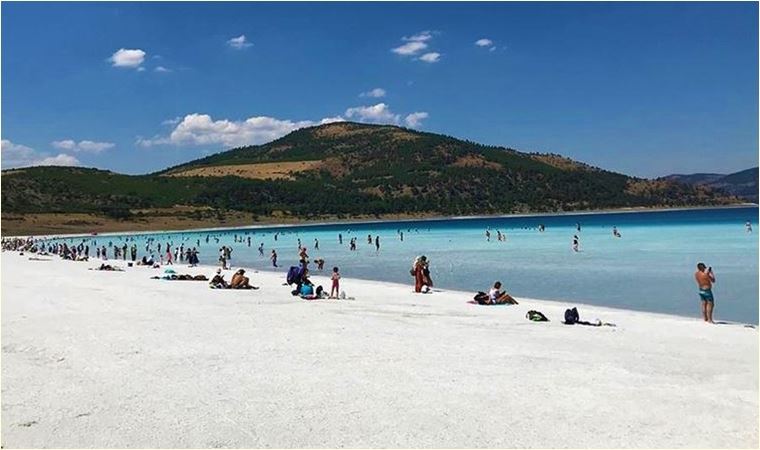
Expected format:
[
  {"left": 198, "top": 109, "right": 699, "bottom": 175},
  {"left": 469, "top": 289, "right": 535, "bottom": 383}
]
[
  {"left": 230, "top": 269, "right": 257, "bottom": 289},
  {"left": 210, "top": 269, "right": 228, "bottom": 289},
  {"left": 299, "top": 276, "right": 324, "bottom": 299},
  {"left": 488, "top": 281, "right": 519, "bottom": 305}
]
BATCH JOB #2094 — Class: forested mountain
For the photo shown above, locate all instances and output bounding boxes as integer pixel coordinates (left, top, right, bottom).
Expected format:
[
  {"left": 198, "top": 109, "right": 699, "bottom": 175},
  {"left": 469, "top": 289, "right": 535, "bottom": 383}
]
[
  {"left": 1, "top": 122, "right": 739, "bottom": 232},
  {"left": 664, "top": 167, "right": 758, "bottom": 203}
]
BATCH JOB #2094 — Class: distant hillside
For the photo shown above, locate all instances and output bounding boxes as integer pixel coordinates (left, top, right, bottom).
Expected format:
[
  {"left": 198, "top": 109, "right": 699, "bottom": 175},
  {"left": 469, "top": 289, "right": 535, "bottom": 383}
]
[
  {"left": 664, "top": 167, "right": 758, "bottom": 203},
  {"left": 1, "top": 122, "right": 739, "bottom": 234}
]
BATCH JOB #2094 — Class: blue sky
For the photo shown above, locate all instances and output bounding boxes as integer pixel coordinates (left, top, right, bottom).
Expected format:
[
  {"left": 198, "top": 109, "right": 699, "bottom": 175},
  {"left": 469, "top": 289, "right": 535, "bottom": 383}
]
[{"left": 2, "top": 2, "right": 757, "bottom": 177}]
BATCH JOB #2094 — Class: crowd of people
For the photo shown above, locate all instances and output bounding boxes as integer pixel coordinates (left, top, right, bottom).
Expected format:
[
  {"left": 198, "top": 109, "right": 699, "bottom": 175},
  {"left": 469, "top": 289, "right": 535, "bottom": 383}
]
[{"left": 3, "top": 217, "right": 751, "bottom": 322}]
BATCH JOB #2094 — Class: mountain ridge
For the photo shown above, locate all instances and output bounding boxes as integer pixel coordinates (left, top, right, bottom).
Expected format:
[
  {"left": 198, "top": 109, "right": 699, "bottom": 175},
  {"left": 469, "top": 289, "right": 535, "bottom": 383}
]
[
  {"left": 1, "top": 122, "right": 743, "bottom": 235},
  {"left": 663, "top": 167, "right": 758, "bottom": 202}
]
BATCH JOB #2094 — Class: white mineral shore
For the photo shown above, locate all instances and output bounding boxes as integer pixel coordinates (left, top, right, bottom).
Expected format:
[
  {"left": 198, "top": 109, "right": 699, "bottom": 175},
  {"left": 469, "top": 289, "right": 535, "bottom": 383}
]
[{"left": 1, "top": 252, "right": 757, "bottom": 448}]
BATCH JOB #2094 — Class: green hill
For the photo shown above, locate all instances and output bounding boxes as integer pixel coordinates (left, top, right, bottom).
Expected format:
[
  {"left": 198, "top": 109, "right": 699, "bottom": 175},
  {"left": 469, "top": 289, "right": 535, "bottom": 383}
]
[{"left": 1, "top": 122, "right": 738, "bottom": 232}]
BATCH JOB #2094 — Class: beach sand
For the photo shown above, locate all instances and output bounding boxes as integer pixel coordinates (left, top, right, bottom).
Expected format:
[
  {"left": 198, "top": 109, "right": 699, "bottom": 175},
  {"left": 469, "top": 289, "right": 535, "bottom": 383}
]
[{"left": 1, "top": 252, "right": 757, "bottom": 448}]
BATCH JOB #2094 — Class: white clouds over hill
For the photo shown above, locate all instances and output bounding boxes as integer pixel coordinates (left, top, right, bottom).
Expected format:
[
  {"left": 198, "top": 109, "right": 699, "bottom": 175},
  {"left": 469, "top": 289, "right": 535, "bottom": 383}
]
[
  {"left": 1, "top": 140, "right": 80, "bottom": 169},
  {"left": 138, "top": 103, "right": 429, "bottom": 149}
]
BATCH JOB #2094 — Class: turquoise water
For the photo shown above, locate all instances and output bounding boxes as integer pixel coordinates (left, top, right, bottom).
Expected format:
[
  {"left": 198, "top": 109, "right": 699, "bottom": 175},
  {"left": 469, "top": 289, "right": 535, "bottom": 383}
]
[{"left": 42, "top": 207, "right": 758, "bottom": 323}]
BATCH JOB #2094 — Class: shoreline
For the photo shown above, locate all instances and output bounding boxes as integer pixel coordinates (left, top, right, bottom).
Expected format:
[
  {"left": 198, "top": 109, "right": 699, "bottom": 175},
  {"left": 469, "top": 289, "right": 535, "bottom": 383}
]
[
  {"left": 2, "top": 251, "right": 756, "bottom": 447},
  {"left": 10, "top": 203, "right": 757, "bottom": 240},
  {"left": 6, "top": 250, "right": 757, "bottom": 327}
]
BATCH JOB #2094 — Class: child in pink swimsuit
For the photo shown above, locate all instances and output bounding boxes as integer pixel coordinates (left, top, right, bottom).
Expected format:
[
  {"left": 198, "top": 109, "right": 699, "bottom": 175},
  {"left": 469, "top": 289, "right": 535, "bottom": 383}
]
[{"left": 330, "top": 267, "right": 341, "bottom": 298}]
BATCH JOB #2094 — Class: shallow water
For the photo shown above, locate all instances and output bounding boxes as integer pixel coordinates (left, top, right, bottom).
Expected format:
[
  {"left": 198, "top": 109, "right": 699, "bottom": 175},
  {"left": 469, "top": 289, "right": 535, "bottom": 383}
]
[{"left": 43, "top": 207, "right": 759, "bottom": 323}]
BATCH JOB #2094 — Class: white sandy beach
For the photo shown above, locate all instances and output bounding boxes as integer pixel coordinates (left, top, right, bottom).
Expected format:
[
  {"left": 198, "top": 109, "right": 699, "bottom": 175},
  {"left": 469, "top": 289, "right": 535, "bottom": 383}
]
[{"left": 1, "top": 252, "right": 757, "bottom": 448}]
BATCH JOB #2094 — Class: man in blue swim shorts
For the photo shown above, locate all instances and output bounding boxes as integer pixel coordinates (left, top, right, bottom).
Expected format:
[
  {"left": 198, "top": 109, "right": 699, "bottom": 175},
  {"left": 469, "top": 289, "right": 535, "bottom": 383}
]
[{"left": 694, "top": 262, "right": 716, "bottom": 323}]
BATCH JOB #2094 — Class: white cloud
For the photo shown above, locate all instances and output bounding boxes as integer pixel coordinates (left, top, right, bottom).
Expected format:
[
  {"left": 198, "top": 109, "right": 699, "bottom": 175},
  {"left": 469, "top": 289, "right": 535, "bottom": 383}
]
[
  {"left": 2, "top": 139, "right": 80, "bottom": 169},
  {"left": 404, "top": 112, "right": 429, "bottom": 128},
  {"left": 394, "top": 31, "right": 442, "bottom": 60},
  {"left": 403, "top": 31, "right": 433, "bottom": 42},
  {"left": 138, "top": 104, "right": 427, "bottom": 150},
  {"left": 108, "top": 48, "right": 146, "bottom": 68},
  {"left": 227, "top": 35, "right": 253, "bottom": 49},
  {"left": 475, "top": 38, "right": 494, "bottom": 47},
  {"left": 360, "top": 88, "right": 386, "bottom": 98},
  {"left": 138, "top": 113, "right": 346, "bottom": 148},
  {"left": 419, "top": 52, "right": 441, "bottom": 63},
  {"left": 154, "top": 66, "right": 171, "bottom": 73},
  {"left": 392, "top": 41, "right": 428, "bottom": 56},
  {"left": 50, "top": 139, "right": 76, "bottom": 150},
  {"left": 345, "top": 103, "right": 400, "bottom": 125},
  {"left": 51, "top": 139, "right": 114, "bottom": 154}
]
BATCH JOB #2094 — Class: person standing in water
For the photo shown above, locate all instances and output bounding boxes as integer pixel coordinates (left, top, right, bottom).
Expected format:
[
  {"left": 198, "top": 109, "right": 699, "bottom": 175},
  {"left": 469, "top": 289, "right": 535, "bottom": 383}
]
[
  {"left": 412, "top": 256, "right": 429, "bottom": 293},
  {"left": 576, "top": 222, "right": 581, "bottom": 232},
  {"left": 746, "top": 221, "right": 753, "bottom": 233},
  {"left": 572, "top": 235, "right": 580, "bottom": 252},
  {"left": 314, "top": 238, "right": 319, "bottom": 251},
  {"left": 375, "top": 235, "right": 380, "bottom": 252},
  {"left": 694, "top": 263, "right": 716, "bottom": 323},
  {"left": 338, "top": 233, "right": 343, "bottom": 245},
  {"left": 613, "top": 226, "right": 621, "bottom": 238},
  {"left": 258, "top": 243, "right": 264, "bottom": 256},
  {"left": 270, "top": 249, "right": 278, "bottom": 268},
  {"left": 485, "top": 229, "right": 491, "bottom": 242}
]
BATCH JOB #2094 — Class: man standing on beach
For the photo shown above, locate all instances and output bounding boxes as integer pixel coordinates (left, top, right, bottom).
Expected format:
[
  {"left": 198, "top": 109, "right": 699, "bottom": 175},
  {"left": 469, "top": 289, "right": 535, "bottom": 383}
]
[{"left": 695, "top": 262, "right": 716, "bottom": 323}]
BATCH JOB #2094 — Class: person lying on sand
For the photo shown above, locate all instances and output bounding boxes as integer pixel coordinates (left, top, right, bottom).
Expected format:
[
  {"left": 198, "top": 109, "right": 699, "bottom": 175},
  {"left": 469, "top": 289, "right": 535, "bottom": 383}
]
[
  {"left": 488, "top": 281, "right": 518, "bottom": 305},
  {"left": 152, "top": 274, "right": 209, "bottom": 281},
  {"left": 91, "top": 263, "right": 124, "bottom": 272}
]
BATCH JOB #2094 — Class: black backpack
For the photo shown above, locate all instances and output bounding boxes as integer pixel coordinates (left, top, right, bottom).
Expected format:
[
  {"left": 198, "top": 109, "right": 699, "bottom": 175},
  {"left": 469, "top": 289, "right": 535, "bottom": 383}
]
[
  {"left": 564, "top": 307, "right": 579, "bottom": 325},
  {"left": 473, "top": 291, "right": 489, "bottom": 305}
]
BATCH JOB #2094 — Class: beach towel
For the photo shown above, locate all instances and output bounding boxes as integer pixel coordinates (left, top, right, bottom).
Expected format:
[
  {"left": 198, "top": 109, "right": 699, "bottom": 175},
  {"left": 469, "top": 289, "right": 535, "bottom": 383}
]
[{"left": 466, "top": 300, "right": 511, "bottom": 306}]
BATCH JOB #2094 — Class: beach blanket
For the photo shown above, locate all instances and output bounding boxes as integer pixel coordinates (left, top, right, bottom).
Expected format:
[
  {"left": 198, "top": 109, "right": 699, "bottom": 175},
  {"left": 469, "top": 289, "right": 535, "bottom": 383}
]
[
  {"left": 209, "top": 284, "right": 259, "bottom": 290},
  {"left": 466, "top": 300, "right": 511, "bottom": 306}
]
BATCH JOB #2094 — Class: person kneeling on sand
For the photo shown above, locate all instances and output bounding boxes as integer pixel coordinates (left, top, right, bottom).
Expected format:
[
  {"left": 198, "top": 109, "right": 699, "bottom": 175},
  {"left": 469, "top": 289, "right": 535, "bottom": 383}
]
[
  {"left": 488, "top": 281, "right": 518, "bottom": 305},
  {"left": 230, "top": 269, "right": 258, "bottom": 290},
  {"left": 210, "top": 269, "right": 228, "bottom": 289}
]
